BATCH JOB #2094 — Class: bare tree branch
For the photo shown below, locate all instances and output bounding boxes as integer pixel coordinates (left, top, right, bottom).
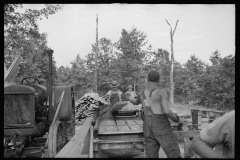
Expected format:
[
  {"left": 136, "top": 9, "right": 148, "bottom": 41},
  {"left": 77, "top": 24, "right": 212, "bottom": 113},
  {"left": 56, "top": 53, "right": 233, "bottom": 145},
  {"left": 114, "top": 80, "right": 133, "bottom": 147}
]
[
  {"left": 165, "top": 19, "right": 171, "bottom": 27},
  {"left": 173, "top": 20, "right": 179, "bottom": 37}
]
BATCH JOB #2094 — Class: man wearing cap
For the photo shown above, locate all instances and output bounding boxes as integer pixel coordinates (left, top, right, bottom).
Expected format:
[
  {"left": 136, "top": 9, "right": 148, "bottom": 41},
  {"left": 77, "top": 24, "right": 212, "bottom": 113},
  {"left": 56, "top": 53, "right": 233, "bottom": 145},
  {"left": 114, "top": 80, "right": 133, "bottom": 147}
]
[
  {"left": 123, "top": 70, "right": 184, "bottom": 158},
  {"left": 106, "top": 80, "right": 122, "bottom": 107}
]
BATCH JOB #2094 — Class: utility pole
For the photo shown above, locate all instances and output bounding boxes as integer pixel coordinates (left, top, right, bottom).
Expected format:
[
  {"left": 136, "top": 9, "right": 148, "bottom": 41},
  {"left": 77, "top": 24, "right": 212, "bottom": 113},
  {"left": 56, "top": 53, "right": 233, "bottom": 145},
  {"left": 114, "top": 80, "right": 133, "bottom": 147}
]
[
  {"left": 165, "top": 19, "right": 179, "bottom": 105},
  {"left": 94, "top": 14, "right": 99, "bottom": 93}
]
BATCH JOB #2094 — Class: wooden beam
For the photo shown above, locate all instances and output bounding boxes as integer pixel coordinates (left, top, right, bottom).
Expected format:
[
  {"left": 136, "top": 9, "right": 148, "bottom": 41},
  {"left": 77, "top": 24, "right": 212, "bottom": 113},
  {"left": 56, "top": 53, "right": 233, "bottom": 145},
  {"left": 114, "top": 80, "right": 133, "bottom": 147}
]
[
  {"left": 98, "top": 131, "right": 143, "bottom": 135},
  {"left": 94, "top": 138, "right": 145, "bottom": 144},
  {"left": 89, "top": 126, "right": 94, "bottom": 158},
  {"left": 55, "top": 116, "right": 93, "bottom": 158},
  {"left": 52, "top": 91, "right": 65, "bottom": 123},
  {"left": 4, "top": 56, "right": 21, "bottom": 82}
]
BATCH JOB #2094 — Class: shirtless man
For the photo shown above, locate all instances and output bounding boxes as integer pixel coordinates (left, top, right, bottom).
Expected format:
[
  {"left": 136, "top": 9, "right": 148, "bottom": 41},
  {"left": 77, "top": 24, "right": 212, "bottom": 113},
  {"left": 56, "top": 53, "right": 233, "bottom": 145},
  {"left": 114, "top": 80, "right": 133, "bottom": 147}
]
[{"left": 124, "top": 70, "right": 184, "bottom": 158}]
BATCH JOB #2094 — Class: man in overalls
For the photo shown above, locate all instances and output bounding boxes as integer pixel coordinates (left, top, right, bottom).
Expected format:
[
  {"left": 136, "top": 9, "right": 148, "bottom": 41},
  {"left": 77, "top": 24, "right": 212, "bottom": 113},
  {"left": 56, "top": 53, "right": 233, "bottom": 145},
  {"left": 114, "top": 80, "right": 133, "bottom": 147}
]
[
  {"left": 106, "top": 80, "right": 122, "bottom": 107},
  {"left": 122, "top": 85, "right": 137, "bottom": 110},
  {"left": 124, "top": 70, "right": 184, "bottom": 158}
]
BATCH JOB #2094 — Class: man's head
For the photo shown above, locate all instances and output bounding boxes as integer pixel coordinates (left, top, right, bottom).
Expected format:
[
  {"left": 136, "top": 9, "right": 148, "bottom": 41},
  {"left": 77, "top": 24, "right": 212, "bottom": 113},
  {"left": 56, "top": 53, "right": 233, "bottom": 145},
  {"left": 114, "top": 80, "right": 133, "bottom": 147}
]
[
  {"left": 147, "top": 70, "right": 160, "bottom": 83},
  {"left": 110, "top": 80, "right": 119, "bottom": 91},
  {"left": 127, "top": 84, "right": 133, "bottom": 91}
]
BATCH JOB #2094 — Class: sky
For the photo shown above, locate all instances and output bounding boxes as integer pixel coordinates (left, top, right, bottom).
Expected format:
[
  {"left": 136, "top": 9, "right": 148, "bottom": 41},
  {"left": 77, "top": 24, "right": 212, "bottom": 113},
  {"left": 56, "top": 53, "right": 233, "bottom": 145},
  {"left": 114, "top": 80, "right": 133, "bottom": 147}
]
[{"left": 19, "top": 4, "right": 235, "bottom": 68}]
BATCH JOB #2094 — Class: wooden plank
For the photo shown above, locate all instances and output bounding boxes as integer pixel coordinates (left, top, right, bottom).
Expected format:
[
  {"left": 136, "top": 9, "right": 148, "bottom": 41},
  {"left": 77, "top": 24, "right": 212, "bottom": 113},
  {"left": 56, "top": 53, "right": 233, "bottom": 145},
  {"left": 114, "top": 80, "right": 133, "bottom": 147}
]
[
  {"left": 52, "top": 91, "right": 65, "bottom": 123},
  {"left": 105, "top": 126, "right": 118, "bottom": 132},
  {"left": 129, "top": 125, "right": 143, "bottom": 132},
  {"left": 134, "top": 119, "right": 143, "bottom": 125},
  {"left": 117, "top": 126, "right": 131, "bottom": 132},
  {"left": 94, "top": 138, "right": 145, "bottom": 144},
  {"left": 67, "top": 154, "right": 88, "bottom": 158},
  {"left": 99, "top": 120, "right": 116, "bottom": 126},
  {"left": 126, "top": 120, "right": 137, "bottom": 125},
  {"left": 99, "top": 143, "right": 134, "bottom": 150},
  {"left": 89, "top": 126, "right": 94, "bottom": 158},
  {"left": 55, "top": 116, "right": 93, "bottom": 158},
  {"left": 116, "top": 120, "right": 127, "bottom": 125},
  {"left": 4, "top": 56, "right": 21, "bottom": 81},
  {"left": 98, "top": 131, "right": 143, "bottom": 135},
  {"left": 81, "top": 128, "right": 90, "bottom": 155},
  {"left": 97, "top": 134, "right": 144, "bottom": 140},
  {"left": 98, "top": 126, "right": 107, "bottom": 133}
]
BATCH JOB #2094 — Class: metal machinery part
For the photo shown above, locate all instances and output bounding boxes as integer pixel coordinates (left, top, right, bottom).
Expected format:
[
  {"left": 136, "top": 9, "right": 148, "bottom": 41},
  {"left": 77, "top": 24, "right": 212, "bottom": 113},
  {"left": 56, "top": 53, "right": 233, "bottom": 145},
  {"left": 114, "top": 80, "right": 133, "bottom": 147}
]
[
  {"left": 21, "top": 77, "right": 41, "bottom": 85},
  {"left": 4, "top": 49, "right": 75, "bottom": 158},
  {"left": 47, "top": 121, "right": 66, "bottom": 157}
]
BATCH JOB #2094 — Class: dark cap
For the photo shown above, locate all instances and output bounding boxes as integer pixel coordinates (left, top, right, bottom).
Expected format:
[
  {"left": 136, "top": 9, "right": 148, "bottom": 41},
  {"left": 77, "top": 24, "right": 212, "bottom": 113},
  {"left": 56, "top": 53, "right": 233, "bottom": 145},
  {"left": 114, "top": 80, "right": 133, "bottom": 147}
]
[{"left": 148, "top": 70, "right": 160, "bottom": 82}]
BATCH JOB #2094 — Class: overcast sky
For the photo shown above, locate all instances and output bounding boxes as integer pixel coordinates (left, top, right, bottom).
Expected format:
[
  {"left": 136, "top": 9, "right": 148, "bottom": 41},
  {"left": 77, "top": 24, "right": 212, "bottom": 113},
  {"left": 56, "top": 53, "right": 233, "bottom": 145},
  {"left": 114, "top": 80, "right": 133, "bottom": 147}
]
[{"left": 20, "top": 4, "right": 235, "bottom": 68}]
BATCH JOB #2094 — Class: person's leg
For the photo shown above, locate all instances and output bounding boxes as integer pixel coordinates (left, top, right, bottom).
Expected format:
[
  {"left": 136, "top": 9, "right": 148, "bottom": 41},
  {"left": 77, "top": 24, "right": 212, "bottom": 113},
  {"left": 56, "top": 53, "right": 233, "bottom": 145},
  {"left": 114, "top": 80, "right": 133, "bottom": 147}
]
[
  {"left": 143, "top": 116, "right": 160, "bottom": 158},
  {"left": 158, "top": 132, "right": 181, "bottom": 158},
  {"left": 145, "top": 137, "right": 160, "bottom": 158}
]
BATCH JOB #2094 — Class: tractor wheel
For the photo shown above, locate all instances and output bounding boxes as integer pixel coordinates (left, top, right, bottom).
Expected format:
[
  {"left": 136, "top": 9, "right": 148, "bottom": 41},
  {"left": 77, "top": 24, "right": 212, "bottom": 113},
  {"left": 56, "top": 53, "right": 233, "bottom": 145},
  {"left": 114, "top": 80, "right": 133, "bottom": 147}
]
[{"left": 47, "top": 121, "right": 67, "bottom": 157}]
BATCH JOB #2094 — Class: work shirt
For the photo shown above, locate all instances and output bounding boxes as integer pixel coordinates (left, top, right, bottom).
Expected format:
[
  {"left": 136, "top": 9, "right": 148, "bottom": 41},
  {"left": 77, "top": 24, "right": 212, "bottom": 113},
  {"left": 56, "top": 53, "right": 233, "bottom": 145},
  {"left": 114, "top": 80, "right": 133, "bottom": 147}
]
[
  {"left": 199, "top": 110, "right": 235, "bottom": 158},
  {"left": 106, "top": 89, "right": 122, "bottom": 106}
]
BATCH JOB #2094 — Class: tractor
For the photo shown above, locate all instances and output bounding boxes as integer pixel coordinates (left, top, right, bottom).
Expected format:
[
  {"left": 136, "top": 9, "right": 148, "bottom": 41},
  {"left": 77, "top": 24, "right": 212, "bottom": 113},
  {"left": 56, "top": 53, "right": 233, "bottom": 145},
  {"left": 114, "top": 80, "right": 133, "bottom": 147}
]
[{"left": 4, "top": 50, "right": 75, "bottom": 158}]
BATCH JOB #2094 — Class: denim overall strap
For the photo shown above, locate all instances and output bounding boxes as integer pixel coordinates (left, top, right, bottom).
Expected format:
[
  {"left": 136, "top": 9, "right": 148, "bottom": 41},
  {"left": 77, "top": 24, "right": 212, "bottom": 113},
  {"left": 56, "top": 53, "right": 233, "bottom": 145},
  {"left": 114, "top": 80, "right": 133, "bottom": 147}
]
[{"left": 142, "top": 88, "right": 157, "bottom": 116}]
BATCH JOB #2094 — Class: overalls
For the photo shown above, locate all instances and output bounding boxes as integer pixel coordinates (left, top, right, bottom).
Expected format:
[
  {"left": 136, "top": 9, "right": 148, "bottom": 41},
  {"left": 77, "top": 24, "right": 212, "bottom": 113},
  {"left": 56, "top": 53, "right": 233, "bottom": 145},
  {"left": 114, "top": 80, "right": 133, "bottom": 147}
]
[
  {"left": 141, "top": 89, "right": 181, "bottom": 158},
  {"left": 110, "top": 92, "right": 121, "bottom": 107}
]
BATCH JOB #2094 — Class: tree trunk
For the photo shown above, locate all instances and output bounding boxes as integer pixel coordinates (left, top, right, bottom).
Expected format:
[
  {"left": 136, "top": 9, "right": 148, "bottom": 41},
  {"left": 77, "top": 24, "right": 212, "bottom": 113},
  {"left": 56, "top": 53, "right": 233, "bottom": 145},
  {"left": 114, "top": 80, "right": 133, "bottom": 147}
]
[
  {"left": 170, "top": 33, "right": 174, "bottom": 104},
  {"left": 134, "top": 78, "right": 136, "bottom": 93},
  {"left": 165, "top": 19, "right": 178, "bottom": 105},
  {"left": 94, "top": 14, "right": 98, "bottom": 93}
]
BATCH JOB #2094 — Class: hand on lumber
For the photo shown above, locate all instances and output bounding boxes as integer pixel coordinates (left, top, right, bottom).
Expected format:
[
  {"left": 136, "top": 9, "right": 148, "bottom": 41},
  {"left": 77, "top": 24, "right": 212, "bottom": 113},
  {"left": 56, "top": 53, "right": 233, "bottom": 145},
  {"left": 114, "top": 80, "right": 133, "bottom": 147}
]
[{"left": 176, "top": 114, "right": 184, "bottom": 127}]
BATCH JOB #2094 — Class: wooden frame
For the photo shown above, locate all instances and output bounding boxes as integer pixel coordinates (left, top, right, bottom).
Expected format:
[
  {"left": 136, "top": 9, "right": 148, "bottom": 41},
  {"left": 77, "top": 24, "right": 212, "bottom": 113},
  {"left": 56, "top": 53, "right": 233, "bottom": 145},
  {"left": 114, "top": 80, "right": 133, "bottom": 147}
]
[{"left": 55, "top": 116, "right": 93, "bottom": 158}]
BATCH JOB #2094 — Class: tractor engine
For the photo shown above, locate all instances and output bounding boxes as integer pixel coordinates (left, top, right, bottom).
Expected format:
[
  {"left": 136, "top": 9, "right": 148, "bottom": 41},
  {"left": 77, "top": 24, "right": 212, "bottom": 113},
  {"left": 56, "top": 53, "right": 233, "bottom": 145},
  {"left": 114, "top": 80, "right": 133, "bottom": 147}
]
[{"left": 4, "top": 83, "right": 48, "bottom": 154}]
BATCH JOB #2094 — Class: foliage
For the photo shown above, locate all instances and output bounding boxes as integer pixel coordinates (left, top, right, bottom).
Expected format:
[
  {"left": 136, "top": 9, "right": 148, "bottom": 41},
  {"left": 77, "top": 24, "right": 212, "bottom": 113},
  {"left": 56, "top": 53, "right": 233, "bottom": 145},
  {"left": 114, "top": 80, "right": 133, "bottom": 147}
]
[
  {"left": 55, "top": 26, "right": 234, "bottom": 111},
  {"left": 4, "top": 4, "right": 63, "bottom": 85}
]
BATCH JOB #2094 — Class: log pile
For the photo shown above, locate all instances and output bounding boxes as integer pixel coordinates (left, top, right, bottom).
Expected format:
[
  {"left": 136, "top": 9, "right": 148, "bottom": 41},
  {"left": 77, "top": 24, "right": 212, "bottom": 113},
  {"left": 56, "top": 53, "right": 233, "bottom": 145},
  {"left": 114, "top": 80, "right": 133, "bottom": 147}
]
[{"left": 75, "top": 93, "right": 108, "bottom": 122}]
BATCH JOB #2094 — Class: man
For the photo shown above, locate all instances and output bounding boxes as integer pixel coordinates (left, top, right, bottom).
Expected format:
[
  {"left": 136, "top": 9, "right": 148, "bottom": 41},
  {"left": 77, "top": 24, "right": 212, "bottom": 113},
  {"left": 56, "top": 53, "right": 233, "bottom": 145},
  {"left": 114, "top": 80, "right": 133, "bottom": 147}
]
[
  {"left": 123, "top": 70, "right": 184, "bottom": 158},
  {"left": 126, "top": 84, "right": 137, "bottom": 97},
  {"left": 122, "top": 85, "right": 137, "bottom": 110},
  {"left": 106, "top": 80, "right": 122, "bottom": 107},
  {"left": 190, "top": 110, "right": 235, "bottom": 158}
]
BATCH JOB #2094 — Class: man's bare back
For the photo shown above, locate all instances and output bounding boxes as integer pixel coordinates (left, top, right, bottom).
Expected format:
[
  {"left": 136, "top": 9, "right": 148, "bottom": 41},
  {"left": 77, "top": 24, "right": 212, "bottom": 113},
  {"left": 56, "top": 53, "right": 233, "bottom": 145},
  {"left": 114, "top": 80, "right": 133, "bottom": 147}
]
[{"left": 137, "top": 88, "right": 169, "bottom": 115}]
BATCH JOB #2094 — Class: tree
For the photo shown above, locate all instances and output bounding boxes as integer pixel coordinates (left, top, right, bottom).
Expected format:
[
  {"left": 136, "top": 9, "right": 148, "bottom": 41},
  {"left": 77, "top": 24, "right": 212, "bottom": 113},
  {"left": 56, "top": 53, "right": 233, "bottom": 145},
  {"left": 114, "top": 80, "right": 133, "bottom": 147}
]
[
  {"left": 4, "top": 4, "right": 63, "bottom": 85},
  {"left": 165, "top": 19, "right": 179, "bottom": 104},
  {"left": 86, "top": 38, "right": 116, "bottom": 94},
  {"left": 114, "top": 27, "right": 148, "bottom": 92}
]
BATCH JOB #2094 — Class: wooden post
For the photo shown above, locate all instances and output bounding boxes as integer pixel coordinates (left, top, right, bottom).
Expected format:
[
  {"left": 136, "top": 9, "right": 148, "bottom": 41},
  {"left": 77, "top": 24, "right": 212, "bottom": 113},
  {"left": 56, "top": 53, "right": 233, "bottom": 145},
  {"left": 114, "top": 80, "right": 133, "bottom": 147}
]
[
  {"left": 191, "top": 109, "right": 198, "bottom": 130},
  {"left": 94, "top": 14, "right": 99, "bottom": 93},
  {"left": 165, "top": 19, "right": 179, "bottom": 105}
]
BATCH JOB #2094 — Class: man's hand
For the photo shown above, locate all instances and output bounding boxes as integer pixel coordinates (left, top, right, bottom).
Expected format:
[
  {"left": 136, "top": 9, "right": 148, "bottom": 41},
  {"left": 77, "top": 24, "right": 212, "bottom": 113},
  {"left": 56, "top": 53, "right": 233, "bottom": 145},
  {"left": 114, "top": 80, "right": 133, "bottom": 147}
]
[
  {"left": 175, "top": 114, "right": 184, "bottom": 127},
  {"left": 178, "top": 117, "right": 184, "bottom": 127}
]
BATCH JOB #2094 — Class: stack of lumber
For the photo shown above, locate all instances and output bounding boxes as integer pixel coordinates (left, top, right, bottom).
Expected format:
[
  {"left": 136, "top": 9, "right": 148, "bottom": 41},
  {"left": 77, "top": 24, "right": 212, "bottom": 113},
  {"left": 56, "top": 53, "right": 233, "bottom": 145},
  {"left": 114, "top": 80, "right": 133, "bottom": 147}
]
[
  {"left": 75, "top": 93, "right": 108, "bottom": 122},
  {"left": 4, "top": 56, "right": 22, "bottom": 84}
]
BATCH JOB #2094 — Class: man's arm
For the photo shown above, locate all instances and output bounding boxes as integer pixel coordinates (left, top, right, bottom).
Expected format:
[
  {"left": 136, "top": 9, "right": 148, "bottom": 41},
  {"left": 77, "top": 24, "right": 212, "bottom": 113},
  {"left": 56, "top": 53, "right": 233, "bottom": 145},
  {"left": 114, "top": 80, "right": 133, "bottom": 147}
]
[
  {"left": 190, "top": 135, "right": 225, "bottom": 158},
  {"left": 106, "top": 90, "right": 111, "bottom": 105},
  {"left": 118, "top": 90, "right": 122, "bottom": 102},
  {"left": 159, "top": 89, "right": 179, "bottom": 122},
  {"left": 126, "top": 92, "right": 141, "bottom": 105},
  {"left": 190, "top": 111, "right": 234, "bottom": 158}
]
